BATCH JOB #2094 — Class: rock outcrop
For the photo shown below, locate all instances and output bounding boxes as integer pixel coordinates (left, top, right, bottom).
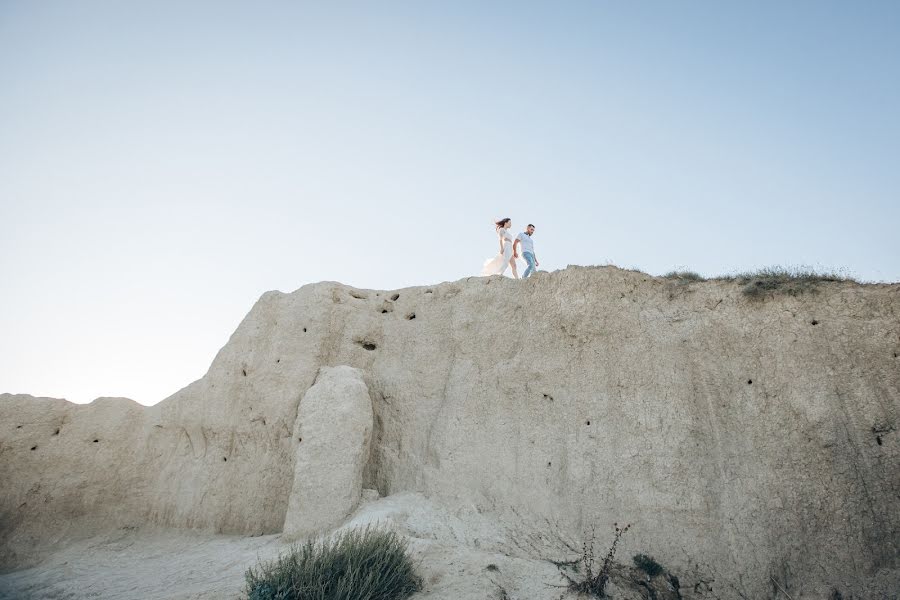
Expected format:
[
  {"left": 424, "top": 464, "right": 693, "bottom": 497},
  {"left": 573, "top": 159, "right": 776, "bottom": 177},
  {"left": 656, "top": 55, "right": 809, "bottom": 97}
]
[
  {"left": 283, "top": 366, "right": 373, "bottom": 538},
  {"left": 1, "top": 266, "right": 898, "bottom": 599}
]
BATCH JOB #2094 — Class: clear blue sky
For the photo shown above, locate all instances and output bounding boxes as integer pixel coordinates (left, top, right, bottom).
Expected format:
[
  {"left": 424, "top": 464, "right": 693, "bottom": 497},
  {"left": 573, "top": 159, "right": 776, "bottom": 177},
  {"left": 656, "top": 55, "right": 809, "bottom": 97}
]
[{"left": 2, "top": 1, "right": 898, "bottom": 405}]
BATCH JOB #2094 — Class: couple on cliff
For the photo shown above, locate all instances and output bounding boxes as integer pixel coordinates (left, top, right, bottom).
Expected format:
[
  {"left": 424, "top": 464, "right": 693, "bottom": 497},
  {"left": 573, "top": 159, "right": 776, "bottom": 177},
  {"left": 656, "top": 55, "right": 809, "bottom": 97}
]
[{"left": 481, "top": 218, "right": 539, "bottom": 279}]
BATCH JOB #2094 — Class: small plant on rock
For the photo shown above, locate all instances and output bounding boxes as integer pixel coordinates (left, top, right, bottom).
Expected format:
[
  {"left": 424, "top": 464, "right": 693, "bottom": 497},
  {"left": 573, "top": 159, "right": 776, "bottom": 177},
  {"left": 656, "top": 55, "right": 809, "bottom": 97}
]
[
  {"left": 244, "top": 526, "right": 421, "bottom": 600},
  {"left": 560, "top": 523, "right": 631, "bottom": 598},
  {"left": 633, "top": 553, "right": 664, "bottom": 577}
]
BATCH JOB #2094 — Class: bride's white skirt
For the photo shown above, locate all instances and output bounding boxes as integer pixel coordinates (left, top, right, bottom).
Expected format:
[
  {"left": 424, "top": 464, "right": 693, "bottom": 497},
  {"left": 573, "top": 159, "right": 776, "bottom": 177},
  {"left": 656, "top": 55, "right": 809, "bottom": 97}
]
[{"left": 481, "top": 245, "right": 515, "bottom": 276}]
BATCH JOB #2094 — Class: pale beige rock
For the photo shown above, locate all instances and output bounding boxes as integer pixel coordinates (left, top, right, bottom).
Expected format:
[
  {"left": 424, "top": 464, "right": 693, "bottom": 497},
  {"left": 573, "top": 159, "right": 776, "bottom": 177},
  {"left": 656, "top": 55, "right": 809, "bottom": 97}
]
[
  {"left": 283, "top": 366, "right": 373, "bottom": 538},
  {"left": 1, "top": 266, "right": 898, "bottom": 599}
]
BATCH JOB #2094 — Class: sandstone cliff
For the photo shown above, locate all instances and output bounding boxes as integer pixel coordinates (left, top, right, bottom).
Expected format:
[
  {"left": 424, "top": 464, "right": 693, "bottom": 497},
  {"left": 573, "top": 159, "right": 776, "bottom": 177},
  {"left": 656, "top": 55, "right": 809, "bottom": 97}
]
[{"left": 1, "top": 266, "right": 898, "bottom": 598}]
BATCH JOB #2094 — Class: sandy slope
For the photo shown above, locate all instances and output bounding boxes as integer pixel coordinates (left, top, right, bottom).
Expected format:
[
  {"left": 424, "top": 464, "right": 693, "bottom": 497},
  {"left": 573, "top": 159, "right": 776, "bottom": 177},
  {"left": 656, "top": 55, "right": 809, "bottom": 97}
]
[{"left": 0, "top": 493, "right": 573, "bottom": 600}]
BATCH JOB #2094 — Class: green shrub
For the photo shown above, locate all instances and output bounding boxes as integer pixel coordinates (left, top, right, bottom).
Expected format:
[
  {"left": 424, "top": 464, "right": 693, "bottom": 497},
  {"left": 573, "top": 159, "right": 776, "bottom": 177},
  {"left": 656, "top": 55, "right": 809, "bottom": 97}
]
[
  {"left": 245, "top": 526, "right": 421, "bottom": 600},
  {"left": 632, "top": 553, "right": 664, "bottom": 577}
]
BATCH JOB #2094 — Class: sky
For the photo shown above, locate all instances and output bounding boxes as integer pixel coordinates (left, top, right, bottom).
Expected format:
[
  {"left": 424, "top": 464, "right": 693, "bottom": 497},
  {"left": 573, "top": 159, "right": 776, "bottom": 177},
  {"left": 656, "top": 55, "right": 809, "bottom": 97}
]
[{"left": 1, "top": 1, "right": 898, "bottom": 405}]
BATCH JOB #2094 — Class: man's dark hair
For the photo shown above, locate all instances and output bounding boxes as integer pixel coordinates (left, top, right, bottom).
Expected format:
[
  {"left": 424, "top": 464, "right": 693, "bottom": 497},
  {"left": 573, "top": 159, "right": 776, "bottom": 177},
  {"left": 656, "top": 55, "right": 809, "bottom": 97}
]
[{"left": 528, "top": 224, "right": 535, "bottom": 228}]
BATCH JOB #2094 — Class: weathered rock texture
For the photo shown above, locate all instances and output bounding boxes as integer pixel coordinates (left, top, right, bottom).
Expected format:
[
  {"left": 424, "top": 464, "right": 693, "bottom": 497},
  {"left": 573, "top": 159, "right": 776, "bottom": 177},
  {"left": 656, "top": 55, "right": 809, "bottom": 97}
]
[
  {"left": 1, "top": 266, "right": 898, "bottom": 599},
  {"left": 283, "top": 366, "right": 373, "bottom": 538}
]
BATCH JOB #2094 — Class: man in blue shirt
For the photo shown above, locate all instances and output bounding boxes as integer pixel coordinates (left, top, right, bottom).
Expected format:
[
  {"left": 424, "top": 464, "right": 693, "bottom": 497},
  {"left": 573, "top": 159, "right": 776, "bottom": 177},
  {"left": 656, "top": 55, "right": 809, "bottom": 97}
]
[{"left": 513, "top": 224, "right": 539, "bottom": 278}]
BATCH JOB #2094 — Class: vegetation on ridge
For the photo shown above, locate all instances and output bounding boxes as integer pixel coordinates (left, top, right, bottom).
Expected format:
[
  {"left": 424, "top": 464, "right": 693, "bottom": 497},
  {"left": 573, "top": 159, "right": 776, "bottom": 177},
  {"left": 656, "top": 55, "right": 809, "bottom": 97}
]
[
  {"left": 661, "top": 265, "right": 858, "bottom": 299},
  {"left": 662, "top": 271, "right": 706, "bottom": 282},
  {"left": 245, "top": 526, "right": 421, "bottom": 600},
  {"left": 723, "top": 266, "right": 856, "bottom": 299}
]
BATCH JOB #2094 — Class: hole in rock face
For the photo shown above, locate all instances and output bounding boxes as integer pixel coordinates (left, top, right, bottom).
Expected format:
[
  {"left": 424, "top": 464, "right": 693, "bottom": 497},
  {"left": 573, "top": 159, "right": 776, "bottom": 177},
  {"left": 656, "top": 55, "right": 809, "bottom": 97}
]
[
  {"left": 543, "top": 394, "right": 554, "bottom": 402},
  {"left": 586, "top": 420, "right": 591, "bottom": 426},
  {"left": 876, "top": 436, "right": 883, "bottom": 446},
  {"left": 223, "top": 457, "right": 227, "bottom": 462},
  {"left": 547, "top": 461, "right": 552, "bottom": 467},
  {"left": 53, "top": 428, "right": 60, "bottom": 436},
  {"left": 811, "top": 320, "right": 819, "bottom": 326},
  {"left": 298, "top": 437, "right": 302, "bottom": 443},
  {"left": 406, "top": 313, "right": 416, "bottom": 320},
  {"left": 894, "top": 352, "right": 898, "bottom": 358},
  {"left": 381, "top": 309, "right": 389, "bottom": 314},
  {"left": 349, "top": 290, "right": 368, "bottom": 300},
  {"left": 390, "top": 293, "right": 400, "bottom": 301},
  {"left": 747, "top": 379, "right": 753, "bottom": 385},
  {"left": 242, "top": 369, "right": 247, "bottom": 377},
  {"left": 16, "top": 425, "right": 22, "bottom": 429},
  {"left": 358, "top": 341, "right": 377, "bottom": 351},
  {"left": 303, "top": 327, "right": 307, "bottom": 333},
  {"left": 93, "top": 439, "right": 99, "bottom": 443},
  {"left": 425, "top": 289, "right": 433, "bottom": 294},
  {"left": 30, "top": 445, "right": 37, "bottom": 451},
  {"left": 276, "top": 359, "right": 280, "bottom": 363}
]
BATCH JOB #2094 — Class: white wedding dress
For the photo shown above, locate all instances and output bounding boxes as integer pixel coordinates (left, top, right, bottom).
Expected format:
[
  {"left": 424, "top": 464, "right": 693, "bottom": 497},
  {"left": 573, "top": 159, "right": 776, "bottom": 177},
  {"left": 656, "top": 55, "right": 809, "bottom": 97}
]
[{"left": 481, "top": 227, "right": 516, "bottom": 276}]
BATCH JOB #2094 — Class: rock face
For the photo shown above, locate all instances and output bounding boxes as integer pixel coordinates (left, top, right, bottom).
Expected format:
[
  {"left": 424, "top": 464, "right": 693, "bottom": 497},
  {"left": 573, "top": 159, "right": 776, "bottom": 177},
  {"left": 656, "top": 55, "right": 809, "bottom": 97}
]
[
  {"left": 1, "top": 266, "right": 898, "bottom": 599},
  {"left": 0, "top": 396, "right": 150, "bottom": 568},
  {"left": 283, "top": 366, "right": 373, "bottom": 538}
]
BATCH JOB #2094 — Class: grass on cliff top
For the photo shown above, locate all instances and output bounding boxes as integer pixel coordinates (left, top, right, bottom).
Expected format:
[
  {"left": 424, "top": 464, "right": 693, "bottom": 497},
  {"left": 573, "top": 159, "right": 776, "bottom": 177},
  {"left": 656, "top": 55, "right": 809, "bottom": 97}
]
[
  {"left": 661, "top": 266, "right": 857, "bottom": 299},
  {"left": 245, "top": 527, "right": 421, "bottom": 600},
  {"left": 662, "top": 270, "right": 706, "bottom": 282},
  {"left": 723, "top": 266, "right": 856, "bottom": 299}
]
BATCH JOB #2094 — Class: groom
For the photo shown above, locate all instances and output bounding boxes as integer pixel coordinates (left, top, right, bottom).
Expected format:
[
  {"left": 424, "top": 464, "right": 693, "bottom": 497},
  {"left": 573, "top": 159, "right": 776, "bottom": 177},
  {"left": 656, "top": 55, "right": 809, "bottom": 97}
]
[{"left": 513, "top": 224, "right": 539, "bottom": 278}]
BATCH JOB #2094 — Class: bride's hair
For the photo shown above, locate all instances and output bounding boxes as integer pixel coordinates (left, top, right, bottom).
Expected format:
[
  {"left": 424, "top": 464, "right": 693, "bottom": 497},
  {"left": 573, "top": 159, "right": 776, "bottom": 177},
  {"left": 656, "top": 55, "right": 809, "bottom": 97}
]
[{"left": 495, "top": 218, "right": 511, "bottom": 229}]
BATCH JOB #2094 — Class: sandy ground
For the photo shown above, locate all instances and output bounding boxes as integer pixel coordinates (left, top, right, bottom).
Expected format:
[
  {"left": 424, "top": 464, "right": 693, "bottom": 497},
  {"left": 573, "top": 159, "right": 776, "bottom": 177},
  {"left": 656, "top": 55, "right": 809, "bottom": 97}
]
[
  {"left": 0, "top": 494, "right": 572, "bottom": 600},
  {"left": 0, "top": 528, "right": 282, "bottom": 600}
]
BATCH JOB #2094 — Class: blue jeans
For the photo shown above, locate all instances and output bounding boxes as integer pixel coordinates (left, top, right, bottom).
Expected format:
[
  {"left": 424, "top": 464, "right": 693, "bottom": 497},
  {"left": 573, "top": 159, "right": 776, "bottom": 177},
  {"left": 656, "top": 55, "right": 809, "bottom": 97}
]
[{"left": 522, "top": 251, "right": 537, "bottom": 278}]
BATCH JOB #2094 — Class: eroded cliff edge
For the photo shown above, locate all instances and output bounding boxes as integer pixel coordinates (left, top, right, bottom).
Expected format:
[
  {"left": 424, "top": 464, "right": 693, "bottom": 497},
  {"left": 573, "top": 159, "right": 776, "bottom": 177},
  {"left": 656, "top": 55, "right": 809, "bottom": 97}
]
[{"left": 2, "top": 266, "right": 898, "bottom": 598}]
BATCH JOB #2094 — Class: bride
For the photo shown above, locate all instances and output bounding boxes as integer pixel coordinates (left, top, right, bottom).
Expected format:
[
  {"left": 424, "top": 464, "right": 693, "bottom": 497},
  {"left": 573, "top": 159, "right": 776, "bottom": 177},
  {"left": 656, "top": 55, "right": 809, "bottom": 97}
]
[{"left": 481, "top": 218, "right": 519, "bottom": 278}]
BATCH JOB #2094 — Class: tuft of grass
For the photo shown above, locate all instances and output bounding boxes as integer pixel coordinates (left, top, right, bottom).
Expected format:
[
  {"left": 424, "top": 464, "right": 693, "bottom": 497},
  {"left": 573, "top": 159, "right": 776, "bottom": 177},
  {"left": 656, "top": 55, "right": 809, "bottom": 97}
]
[
  {"left": 632, "top": 553, "right": 664, "bottom": 577},
  {"left": 662, "top": 271, "right": 706, "bottom": 282},
  {"left": 722, "top": 266, "right": 856, "bottom": 299},
  {"left": 244, "top": 526, "right": 421, "bottom": 600}
]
